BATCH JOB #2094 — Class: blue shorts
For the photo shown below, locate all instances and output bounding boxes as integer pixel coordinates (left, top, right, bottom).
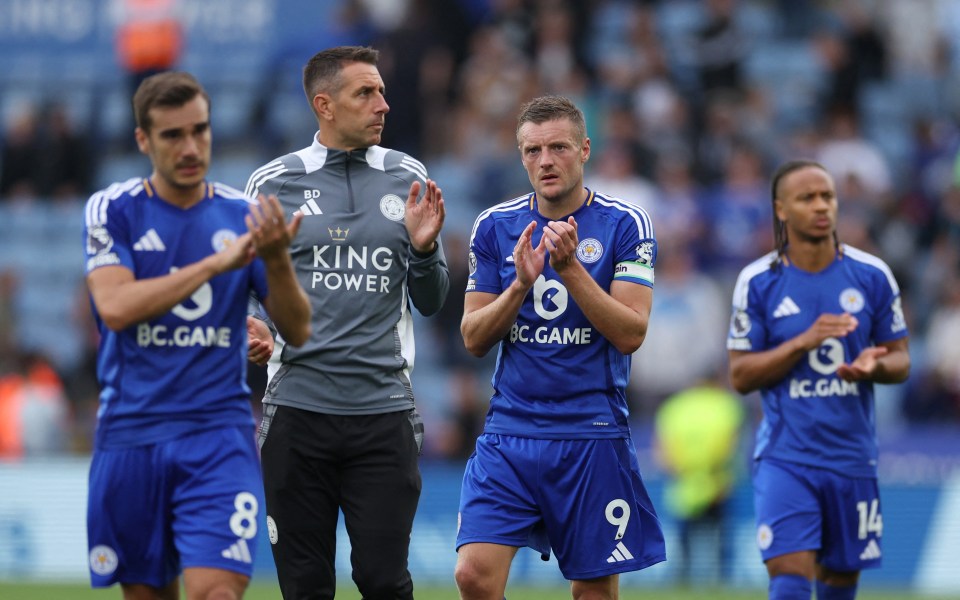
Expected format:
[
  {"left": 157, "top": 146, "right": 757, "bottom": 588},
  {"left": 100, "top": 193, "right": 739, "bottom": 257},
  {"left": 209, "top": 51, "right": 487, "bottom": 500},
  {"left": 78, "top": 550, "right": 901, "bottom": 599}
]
[
  {"left": 457, "top": 434, "right": 666, "bottom": 580},
  {"left": 87, "top": 425, "right": 265, "bottom": 588},
  {"left": 753, "top": 458, "right": 882, "bottom": 571}
]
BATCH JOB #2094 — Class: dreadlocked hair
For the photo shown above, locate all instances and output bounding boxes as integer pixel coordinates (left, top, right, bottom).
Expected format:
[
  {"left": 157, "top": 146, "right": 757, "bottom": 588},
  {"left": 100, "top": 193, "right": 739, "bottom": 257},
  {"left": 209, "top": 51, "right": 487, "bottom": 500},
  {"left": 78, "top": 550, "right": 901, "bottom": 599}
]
[{"left": 768, "top": 159, "right": 839, "bottom": 271}]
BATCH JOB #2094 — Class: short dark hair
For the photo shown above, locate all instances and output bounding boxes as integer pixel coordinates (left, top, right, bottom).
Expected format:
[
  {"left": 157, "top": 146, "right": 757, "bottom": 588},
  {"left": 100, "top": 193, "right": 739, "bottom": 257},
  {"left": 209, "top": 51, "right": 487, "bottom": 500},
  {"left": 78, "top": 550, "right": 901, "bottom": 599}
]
[
  {"left": 515, "top": 95, "right": 586, "bottom": 144},
  {"left": 132, "top": 71, "right": 209, "bottom": 133},
  {"left": 302, "top": 46, "right": 380, "bottom": 106}
]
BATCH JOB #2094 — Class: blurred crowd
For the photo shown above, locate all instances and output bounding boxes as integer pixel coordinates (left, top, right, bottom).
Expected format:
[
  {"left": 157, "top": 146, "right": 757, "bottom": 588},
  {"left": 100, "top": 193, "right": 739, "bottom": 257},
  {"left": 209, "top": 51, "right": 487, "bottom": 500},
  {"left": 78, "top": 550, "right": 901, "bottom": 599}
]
[{"left": 2, "top": 0, "right": 960, "bottom": 460}]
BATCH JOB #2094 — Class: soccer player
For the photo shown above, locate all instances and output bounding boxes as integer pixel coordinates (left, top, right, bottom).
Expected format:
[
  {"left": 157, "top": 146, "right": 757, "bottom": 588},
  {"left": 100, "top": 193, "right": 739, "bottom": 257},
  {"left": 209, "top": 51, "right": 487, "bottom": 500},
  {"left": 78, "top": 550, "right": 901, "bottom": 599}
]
[
  {"left": 455, "top": 95, "right": 666, "bottom": 600},
  {"left": 83, "top": 71, "right": 311, "bottom": 599},
  {"left": 727, "top": 160, "right": 910, "bottom": 600},
  {"left": 245, "top": 46, "right": 448, "bottom": 599}
]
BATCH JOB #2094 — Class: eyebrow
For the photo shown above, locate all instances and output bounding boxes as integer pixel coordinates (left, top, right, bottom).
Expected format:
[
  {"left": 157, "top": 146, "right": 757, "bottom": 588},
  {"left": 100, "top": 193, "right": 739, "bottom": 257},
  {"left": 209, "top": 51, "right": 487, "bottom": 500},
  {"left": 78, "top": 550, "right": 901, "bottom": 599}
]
[{"left": 157, "top": 121, "right": 209, "bottom": 136}]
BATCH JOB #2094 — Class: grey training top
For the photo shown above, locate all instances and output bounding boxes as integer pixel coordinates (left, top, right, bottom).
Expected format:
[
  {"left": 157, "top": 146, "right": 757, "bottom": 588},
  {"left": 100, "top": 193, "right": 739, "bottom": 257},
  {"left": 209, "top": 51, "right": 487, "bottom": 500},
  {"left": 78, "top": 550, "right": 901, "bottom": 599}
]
[{"left": 245, "top": 134, "right": 449, "bottom": 415}]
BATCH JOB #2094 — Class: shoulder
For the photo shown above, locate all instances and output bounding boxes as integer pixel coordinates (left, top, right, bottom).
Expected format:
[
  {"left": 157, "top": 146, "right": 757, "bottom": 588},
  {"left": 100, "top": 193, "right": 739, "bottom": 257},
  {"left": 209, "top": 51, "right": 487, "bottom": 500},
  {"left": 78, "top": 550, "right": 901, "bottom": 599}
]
[
  {"left": 468, "top": 195, "right": 532, "bottom": 251},
  {"left": 211, "top": 181, "right": 257, "bottom": 209},
  {"left": 84, "top": 177, "right": 144, "bottom": 226},
  {"left": 841, "top": 244, "right": 901, "bottom": 293},
  {"left": 468, "top": 194, "right": 532, "bottom": 242},
  {"left": 367, "top": 146, "right": 428, "bottom": 182},
  {"left": 590, "top": 191, "right": 655, "bottom": 237},
  {"left": 212, "top": 181, "right": 253, "bottom": 200},
  {"left": 731, "top": 251, "right": 779, "bottom": 308},
  {"left": 245, "top": 151, "right": 309, "bottom": 197}
]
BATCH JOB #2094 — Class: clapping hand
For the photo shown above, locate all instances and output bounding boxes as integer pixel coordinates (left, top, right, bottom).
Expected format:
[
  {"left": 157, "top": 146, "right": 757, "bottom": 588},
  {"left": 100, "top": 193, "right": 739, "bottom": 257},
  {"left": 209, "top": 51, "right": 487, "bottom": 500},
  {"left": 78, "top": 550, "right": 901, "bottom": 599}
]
[{"left": 404, "top": 179, "right": 445, "bottom": 254}]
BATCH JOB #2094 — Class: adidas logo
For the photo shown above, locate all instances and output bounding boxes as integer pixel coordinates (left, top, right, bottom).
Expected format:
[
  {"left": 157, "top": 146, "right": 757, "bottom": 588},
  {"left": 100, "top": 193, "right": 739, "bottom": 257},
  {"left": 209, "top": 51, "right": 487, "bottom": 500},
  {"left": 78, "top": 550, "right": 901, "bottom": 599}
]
[
  {"left": 297, "top": 198, "right": 323, "bottom": 216},
  {"left": 221, "top": 539, "right": 252, "bottom": 563},
  {"left": 606, "top": 541, "right": 634, "bottom": 563},
  {"left": 133, "top": 229, "right": 166, "bottom": 251},
  {"left": 505, "top": 255, "right": 515, "bottom": 263},
  {"left": 773, "top": 296, "right": 800, "bottom": 318},
  {"left": 859, "top": 539, "right": 881, "bottom": 560}
]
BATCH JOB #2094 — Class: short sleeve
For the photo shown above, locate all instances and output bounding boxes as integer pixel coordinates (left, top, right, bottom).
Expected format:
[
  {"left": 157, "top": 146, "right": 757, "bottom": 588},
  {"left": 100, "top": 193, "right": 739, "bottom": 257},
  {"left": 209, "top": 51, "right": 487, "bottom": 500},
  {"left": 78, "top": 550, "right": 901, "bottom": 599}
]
[{"left": 466, "top": 216, "right": 503, "bottom": 294}]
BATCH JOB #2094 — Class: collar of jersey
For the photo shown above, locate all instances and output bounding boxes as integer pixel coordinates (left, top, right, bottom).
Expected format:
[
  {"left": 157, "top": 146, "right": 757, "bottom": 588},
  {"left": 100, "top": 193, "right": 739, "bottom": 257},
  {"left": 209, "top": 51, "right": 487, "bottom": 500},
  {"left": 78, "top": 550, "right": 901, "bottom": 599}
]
[
  {"left": 142, "top": 178, "right": 214, "bottom": 200},
  {"left": 530, "top": 187, "right": 595, "bottom": 217}
]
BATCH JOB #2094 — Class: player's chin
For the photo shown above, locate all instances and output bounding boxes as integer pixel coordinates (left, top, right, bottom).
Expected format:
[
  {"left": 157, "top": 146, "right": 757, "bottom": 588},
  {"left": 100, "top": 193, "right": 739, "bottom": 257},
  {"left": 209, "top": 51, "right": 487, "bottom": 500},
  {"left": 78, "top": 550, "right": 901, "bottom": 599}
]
[
  {"left": 173, "top": 171, "right": 207, "bottom": 189},
  {"left": 535, "top": 187, "right": 562, "bottom": 202}
]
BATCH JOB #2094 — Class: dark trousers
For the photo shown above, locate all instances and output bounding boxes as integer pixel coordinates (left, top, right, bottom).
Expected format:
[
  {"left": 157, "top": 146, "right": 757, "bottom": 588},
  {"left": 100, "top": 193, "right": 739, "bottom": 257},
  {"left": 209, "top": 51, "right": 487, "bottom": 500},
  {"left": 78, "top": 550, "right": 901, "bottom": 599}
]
[{"left": 259, "top": 405, "right": 423, "bottom": 600}]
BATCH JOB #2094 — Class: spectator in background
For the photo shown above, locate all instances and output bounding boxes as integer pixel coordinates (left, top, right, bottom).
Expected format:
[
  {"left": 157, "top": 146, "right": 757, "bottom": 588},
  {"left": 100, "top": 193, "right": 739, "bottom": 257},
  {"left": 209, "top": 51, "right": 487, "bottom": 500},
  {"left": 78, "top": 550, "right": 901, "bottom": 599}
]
[
  {"left": 815, "top": 2, "right": 888, "bottom": 115},
  {"left": 693, "top": 92, "right": 743, "bottom": 186},
  {"left": 775, "top": 0, "right": 822, "bottom": 39},
  {"left": 530, "top": 0, "right": 590, "bottom": 93},
  {"left": 921, "top": 275, "right": 960, "bottom": 418},
  {"left": 594, "top": 101, "right": 659, "bottom": 181},
  {"left": 37, "top": 102, "right": 94, "bottom": 199},
  {"left": 630, "top": 239, "right": 728, "bottom": 418},
  {"left": 374, "top": 1, "right": 434, "bottom": 157},
  {"left": 694, "top": 0, "right": 747, "bottom": 99},
  {"left": 113, "top": 0, "right": 182, "bottom": 89},
  {"left": 816, "top": 105, "right": 894, "bottom": 202},
  {"left": 651, "top": 152, "right": 707, "bottom": 254},
  {"left": 654, "top": 374, "right": 744, "bottom": 586},
  {"left": 701, "top": 143, "right": 772, "bottom": 279},
  {"left": 456, "top": 24, "right": 539, "bottom": 210},
  {"left": 111, "top": 0, "right": 183, "bottom": 147},
  {"left": 0, "top": 271, "right": 16, "bottom": 371},
  {"left": 0, "top": 105, "right": 43, "bottom": 199},
  {"left": 0, "top": 102, "right": 93, "bottom": 201},
  {"left": 585, "top": 140, "right": 658, "bottom": 213},
  {"left": 0, "top": 352, "right": 71, "bottom": 459}
]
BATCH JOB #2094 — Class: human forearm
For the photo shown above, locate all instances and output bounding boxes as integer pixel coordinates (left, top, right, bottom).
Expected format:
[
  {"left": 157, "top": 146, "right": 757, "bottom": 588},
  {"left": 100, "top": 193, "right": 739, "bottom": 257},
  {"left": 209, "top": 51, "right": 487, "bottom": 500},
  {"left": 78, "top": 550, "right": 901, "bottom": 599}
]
[
  {"left": 873, "top": 348, "right": 910, "bottom": 383},
  {"left": 728, "top": 337, "right": 808, "bottom": 394},
  {"left": 408, "top": 242, "right": 449, "bottom": 316},
  {"left": 559, "top": 263, "right": 648, "bottom": 355},
  {"left": 858, "top": 339, "right": 911, "bottom": 384},
  {"left": 261, "top": 255, "right": 311, "bottom": 347},
  {"left": 89, "top": 254, "right": 231, "bottom": 331},
  {"left": 461, "top": 282, "right": 528, "bottom": 357}
]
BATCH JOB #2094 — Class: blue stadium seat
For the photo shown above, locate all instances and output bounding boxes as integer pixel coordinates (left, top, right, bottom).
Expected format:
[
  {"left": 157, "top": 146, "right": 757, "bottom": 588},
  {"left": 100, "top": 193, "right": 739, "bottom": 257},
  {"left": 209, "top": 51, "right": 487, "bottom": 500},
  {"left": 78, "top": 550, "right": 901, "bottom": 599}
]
[
  {"left": 746, "top": 40, "right": 825, "bottom": 129},
  {"left": 208, "top": 153, "right": 263, "bottom": 191},
  {"left": 94, "top": 154, "right": 152, "bottom": 191},
  {"left": 860, "top": 81, "right": 910, "bottom": 124},
  {"left": 656, "top": 0, "right": 704, "bottom": 40}
]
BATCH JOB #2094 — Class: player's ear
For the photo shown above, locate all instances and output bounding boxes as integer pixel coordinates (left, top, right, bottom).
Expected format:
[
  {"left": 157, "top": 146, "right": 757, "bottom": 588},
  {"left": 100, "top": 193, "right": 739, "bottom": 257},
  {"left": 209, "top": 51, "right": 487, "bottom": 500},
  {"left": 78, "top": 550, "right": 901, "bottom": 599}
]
[
  {"left": 581, "top": 137, "right": 591, "bottom": 163},
  {"left": 134, "top": 128, "right": 149, "bottom": 155},
  {"left": 774, "top": 198, "right": 787, "bottom": 223},
  {"left": 313, "top": 93, "right": 334, "bottom": 121}
]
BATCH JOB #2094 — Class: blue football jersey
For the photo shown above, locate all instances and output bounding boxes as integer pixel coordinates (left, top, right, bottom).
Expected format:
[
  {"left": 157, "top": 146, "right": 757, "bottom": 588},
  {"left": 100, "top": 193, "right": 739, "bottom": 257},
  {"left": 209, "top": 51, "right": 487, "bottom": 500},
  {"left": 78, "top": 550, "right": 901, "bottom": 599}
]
[
  {"left": 467, "top": 190, "right": 656, "bottom": 438},
  {"left": 83, "top": 178, "right": 269, "bottom": 449},
  {"left": 727, "top": 245, "right": 909, "bottom": 477}
]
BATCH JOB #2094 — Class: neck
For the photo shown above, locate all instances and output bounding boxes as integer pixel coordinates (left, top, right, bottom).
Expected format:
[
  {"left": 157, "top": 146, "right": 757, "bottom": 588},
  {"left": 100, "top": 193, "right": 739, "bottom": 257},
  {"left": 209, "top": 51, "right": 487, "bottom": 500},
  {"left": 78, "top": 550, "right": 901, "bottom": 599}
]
[
  {"left": 785, "top": 238, "right": 838, "bottom": 273},
  {"left": 317, "top": 130, "right": 364, "bottom": 152},
  {"left": 150, "top": 174, "right": 205, "bottom": 209},
  {"left": 537, "top": 186, "right": 588, "bottom": 221}
]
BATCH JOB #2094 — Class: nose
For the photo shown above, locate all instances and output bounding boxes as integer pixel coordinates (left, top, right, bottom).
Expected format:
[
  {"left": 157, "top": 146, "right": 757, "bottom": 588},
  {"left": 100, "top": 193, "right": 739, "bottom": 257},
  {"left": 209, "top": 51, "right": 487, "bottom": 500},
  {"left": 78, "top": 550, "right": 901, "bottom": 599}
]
[
  {"left": 181, "top": 134, "right": 200, "bottom": 157},
  {"left": 376, "top": 92, "right": 390, "bottom": 115},
  {"left": 812, "top": 194, "right": 831, "bottom": 210},
  {"left": 539, "top": 149, "right": 554, "bottom": 168}
]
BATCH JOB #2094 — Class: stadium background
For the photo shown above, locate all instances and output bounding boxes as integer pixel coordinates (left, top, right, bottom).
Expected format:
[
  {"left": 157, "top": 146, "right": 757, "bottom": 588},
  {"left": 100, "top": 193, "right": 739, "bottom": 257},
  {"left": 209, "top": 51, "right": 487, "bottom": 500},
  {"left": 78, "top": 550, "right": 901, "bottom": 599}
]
[{"left": 1, "top": 0, "right": 959, "bottom": 596}]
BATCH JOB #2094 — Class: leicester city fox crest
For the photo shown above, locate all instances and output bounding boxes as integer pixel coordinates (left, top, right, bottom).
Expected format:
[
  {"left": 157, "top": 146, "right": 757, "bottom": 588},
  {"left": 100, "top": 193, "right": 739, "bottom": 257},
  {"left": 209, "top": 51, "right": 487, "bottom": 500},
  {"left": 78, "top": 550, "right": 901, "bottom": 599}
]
[
  {"left": 636, "top": 241, "right": 654, "bottom": 266},
  {"left": 87, "top": 225, "right": 114, "bottom": 256}
]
